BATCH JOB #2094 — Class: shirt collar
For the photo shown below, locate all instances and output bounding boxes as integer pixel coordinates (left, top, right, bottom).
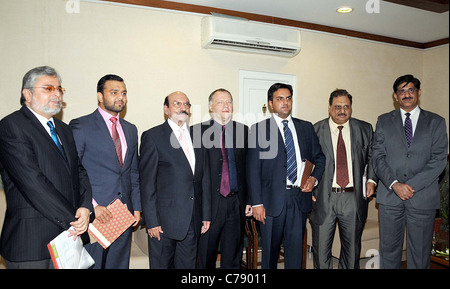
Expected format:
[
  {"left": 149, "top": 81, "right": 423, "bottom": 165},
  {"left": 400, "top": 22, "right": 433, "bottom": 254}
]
[
  {"left": 98, "top": 106, "right": 120, "bottom": 125},
  {"left": 328, "top": 117, "right": 349, "bottom": 133},
  {"left": 167, "top": 118, "right": 189, "bottom": 133},
  {"left": 26, "top": 105, "right": 55, "bottom": 129},
  {"left": 400, "top": 106, "right": 420, "bottom": 119},
  {"left": 272, "top": 113, "right": 293, "bottom": 127}
]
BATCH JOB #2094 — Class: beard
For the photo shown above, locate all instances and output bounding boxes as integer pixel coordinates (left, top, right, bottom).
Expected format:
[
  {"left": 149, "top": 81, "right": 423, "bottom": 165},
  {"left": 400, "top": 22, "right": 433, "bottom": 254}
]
[
  {"left": 104, "top": 101, "right": 125, "bottom": 114},
  {"left": 31, "top": 97, "right": 62, "bottom": 116}
]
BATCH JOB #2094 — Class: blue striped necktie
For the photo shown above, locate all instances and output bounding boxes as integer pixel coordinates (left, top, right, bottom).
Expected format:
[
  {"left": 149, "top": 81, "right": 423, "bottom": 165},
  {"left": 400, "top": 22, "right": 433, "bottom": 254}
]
[
  {"left": 282, "top": 120, "right": 297, "bottom": 184},
  {"left": 47, "top": 121, "right": 66, "bottom": 159}
]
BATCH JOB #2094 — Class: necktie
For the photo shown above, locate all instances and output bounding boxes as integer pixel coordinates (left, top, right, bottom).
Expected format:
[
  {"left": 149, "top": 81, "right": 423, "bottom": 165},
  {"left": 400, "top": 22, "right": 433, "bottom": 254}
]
[
  {"left": 178, "top": 127, "right": 194, "bottom": 172},
  {"left": 110, "top": 117, "right": 123, "bottom": 168},
  {"left": 336, "top": 125, "right": 349, "bottom": 188},
  {"left": 47, "top": 121, "right": 66, "bottom": 159},
  {"left": 282, "top": 120, "right": 297, "bottom": 184},
  {"left": 220, "top": 125, "right": 230, "bottom": 197},
  {"left": 404, "top": 112, "right": 413, "bottom": 148}
]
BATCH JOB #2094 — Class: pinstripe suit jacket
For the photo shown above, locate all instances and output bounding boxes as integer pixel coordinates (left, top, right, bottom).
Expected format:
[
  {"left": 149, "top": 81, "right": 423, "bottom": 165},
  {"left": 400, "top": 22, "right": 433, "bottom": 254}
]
[{"left": 0, "top": 106, "right": 93, "bottom": 262}]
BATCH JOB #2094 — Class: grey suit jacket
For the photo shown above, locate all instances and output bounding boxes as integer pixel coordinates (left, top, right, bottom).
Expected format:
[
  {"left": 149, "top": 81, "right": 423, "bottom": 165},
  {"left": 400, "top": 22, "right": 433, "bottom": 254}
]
[
  {"left": 371, "top": 108, "right": 448, "bottom": 210},
  {"left": 311, "top": 117, "right": 378, "bottom": 225}
]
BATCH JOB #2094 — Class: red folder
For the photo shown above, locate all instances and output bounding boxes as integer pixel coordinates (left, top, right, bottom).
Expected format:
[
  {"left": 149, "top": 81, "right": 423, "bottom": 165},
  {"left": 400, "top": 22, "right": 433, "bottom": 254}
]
[{"left": 88, "top": 198, "right": 135, "bottom": 249}]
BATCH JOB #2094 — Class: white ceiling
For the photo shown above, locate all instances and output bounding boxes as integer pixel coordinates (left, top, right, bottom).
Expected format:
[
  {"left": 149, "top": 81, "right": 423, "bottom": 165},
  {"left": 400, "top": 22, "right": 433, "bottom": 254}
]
[{"left": 166, "top": 0, "right": 449, "bottom": 44}]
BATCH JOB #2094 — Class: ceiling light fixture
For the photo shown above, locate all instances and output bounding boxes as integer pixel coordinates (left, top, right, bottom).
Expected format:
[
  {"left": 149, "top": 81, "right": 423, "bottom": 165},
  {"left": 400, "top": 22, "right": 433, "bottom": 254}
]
[{"left": 336, "top": 7, "right": 353, "bottom": 14}]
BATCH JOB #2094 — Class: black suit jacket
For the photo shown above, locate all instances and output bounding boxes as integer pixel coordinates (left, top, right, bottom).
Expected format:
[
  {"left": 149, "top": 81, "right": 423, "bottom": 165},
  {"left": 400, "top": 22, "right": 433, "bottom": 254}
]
[
  {"left": 192, "top": 119, "right": 249, "bottom": 221},
  {"left": 0, "top": 106, "right": 94, "bottom": 262},
  {"left": 139, "top": 120, "right": 211, "bottom": 240},
  {"left": 247, "top": 116, "right": 326, "bottom": 216}
]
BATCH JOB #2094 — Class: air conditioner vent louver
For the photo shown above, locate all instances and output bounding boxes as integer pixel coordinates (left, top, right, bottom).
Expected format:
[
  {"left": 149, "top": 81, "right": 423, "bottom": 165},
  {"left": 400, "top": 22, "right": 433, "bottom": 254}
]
[
  {"left": 201, "top": 16, "right": 301, "bottom": 57},
  {"left": 210, "top": 39, "right": 299, "bottom": 54}
]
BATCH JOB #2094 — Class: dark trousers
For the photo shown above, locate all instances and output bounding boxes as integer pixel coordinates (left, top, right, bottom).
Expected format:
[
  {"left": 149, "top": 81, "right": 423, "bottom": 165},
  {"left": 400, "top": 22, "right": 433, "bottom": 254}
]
[
  {"left": 198, "top": 194, "right": 243, "bottom": 269},
  {"left": 4, "top": 258, "right": 54, "bottom": 269},
  {"left": 85, "top": 226, "right": 132, "bottom": 269},
  {"left": 260, "top": 189, "right": 307, "bottom": 269},
  {"left": 148, "top": 217, "right": 198, "bottom": 269},
  {"left": 379, "top": 202, "right": 435, "bottom": 269}
]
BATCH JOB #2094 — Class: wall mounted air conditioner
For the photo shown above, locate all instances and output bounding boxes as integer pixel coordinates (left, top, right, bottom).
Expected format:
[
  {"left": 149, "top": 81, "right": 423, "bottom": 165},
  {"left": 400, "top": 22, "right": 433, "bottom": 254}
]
[{"left": 201, "top": 16, "right": 301, "bottom": 58}]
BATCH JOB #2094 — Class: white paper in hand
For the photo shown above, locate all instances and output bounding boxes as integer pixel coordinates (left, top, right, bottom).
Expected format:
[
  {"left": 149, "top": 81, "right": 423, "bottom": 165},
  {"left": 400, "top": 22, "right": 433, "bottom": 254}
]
[{"left": 47, "top": 227, "right": 95, "bottom": 269}]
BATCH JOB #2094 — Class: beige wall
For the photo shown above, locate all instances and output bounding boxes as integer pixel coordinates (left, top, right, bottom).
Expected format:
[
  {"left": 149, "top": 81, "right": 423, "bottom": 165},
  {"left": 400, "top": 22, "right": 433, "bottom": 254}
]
[{"left": 0, "top": 0, "right": 448, "bottom": 142}]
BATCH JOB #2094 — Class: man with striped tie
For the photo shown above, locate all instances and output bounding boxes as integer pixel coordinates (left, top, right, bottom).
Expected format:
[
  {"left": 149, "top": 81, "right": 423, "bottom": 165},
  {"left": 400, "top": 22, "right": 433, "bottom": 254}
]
[{"left": 247, "top": 83, "right": 325, "bottom": 269}]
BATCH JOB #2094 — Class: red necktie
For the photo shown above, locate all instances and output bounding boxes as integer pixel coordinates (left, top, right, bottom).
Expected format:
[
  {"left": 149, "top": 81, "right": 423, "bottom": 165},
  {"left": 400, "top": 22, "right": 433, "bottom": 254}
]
[
  {"left": 110, "top": 117, "right": 123, "bottom": 168},
  {"left": 336, "top": 126, "right": 349, "bottom": 188}
]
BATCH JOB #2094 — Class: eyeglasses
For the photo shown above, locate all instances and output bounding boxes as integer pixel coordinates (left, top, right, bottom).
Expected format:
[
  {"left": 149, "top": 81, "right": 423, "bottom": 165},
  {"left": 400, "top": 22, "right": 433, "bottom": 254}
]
[
  {"left": 397, "top": 87, "right": 417, "bottom": 96},
  {"left": 28, "top": 86, "right": 66, "bottom": 94},
  {"left": 333, "top": 105, "right": 351, "bottom": 111},
  {"left": 173, "top": 101, "right": 191, "bottom": 108}
]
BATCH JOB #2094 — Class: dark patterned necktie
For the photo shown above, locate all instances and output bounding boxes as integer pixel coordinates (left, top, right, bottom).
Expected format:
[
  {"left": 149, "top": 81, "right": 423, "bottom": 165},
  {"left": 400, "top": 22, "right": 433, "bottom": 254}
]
[
  {"left": 336, "top": 126, "right": 349, "bottom": 188},
  {"left": 282, "top": 120, "right": 297, "bottom": 184},
  {"left": 220, "top": 125, "right": 230, "bottom": 197},
  {"left": 110, "top": 117, "right": 123, "bottom": 167},
  {"left": 404, "top": 112, "right": 413, "bottom": 148}
]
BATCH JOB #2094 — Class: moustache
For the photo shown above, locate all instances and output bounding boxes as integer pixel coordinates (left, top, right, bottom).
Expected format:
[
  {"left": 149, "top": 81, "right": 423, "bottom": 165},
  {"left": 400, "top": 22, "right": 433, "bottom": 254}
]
[
  {"left": 402, "top": 96, "right": 413, "bottom": 101},
  {"left": 178, "top": 111, "right": 189, "bottom": 116},
  {"left": 338, "top": 113, "right": 347, "bottom": 117}
]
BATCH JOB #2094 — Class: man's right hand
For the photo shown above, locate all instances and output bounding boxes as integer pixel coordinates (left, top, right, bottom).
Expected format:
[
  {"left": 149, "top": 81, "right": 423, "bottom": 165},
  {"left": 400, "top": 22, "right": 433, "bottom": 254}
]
[
  {"left": 252, "top": 206, "right": 266, "bottom": 224},
  {"left": 94, "top": 205, "right": 113, "bottom": 224}
]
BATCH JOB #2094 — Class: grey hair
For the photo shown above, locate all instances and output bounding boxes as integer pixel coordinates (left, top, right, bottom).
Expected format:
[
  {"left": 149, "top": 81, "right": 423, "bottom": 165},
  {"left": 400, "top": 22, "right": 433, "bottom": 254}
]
[
  {"left": 208, "top": 88, "right": 232, "bottom": 105},
  {"left": 20, "top": 66, "right": 62, "bottom": 105}
]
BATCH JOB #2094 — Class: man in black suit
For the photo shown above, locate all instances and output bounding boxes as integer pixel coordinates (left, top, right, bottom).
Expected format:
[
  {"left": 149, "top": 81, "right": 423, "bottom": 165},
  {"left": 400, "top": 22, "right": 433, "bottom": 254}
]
[
  {"left": 139, "top": 91, "right": 211, "bottom": 269},
  {"left": 247, "top": 83, "right": 325, "bottom": 269},
  {"left": 195, "top": 88, "right": 251, "bottom": 269},
  {"left": 0, "top": 66, "right": 94, "bottom": 269}
]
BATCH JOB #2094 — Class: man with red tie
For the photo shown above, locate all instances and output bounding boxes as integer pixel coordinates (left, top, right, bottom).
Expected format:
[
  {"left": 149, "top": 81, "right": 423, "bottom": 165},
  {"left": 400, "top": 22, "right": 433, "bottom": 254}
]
[
  {"left": 311, "top": 89, "right": 377, "bottom": 269},
  {"left": 70, "top": 74, "right": 141, "bottom": 269}
]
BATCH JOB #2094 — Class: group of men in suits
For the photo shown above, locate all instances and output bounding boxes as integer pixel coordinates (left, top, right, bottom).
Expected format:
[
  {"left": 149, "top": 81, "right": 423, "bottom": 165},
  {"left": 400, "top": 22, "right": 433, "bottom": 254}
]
[{"left": 0, "top": 66, "right": 447, "bottom": 270}]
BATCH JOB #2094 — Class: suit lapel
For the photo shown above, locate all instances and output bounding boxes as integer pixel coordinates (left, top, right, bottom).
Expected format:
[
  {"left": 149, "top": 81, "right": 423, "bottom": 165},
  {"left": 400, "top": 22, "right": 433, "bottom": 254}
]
[
  {"left": 391, "top": 109, "right": 409, "bottom": 148},
  {"left": 165, "top": 121, "right": 193, "bottom": 176},
  {"left": 412, "top": 108, "right": 428, "bottom": 147},
  {"left": 20, "top": 106, "right": 70, "bottom": 167},
  {"left": 93, "top": 110, "right": 123, "bottom": 169},
  {"left": 121, "top": 120, "right": 132, "bottom": 167},
  {"left": 320, "top": 120, "right": 334, "bottom": 164}
]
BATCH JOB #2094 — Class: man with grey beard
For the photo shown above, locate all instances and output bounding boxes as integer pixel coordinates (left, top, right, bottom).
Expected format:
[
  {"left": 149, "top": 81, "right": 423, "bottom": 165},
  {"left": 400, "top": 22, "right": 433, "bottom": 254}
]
[{"left": 0, "top": 66, "right": 94, "bottom": 269}]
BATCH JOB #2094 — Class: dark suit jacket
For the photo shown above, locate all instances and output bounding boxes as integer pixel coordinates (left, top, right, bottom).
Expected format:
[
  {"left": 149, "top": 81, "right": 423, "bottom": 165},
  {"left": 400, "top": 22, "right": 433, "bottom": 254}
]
[
  {"left": 372, "top": 108, "right": 448, "bottom": 210},
  {"left": 139, "top": 120, "right": 211, "bottom": 240},
  {"left": 311, "top": 117, "right": 378, "bottom": 225},
  {"left": 69, "top": 110, "right": 141, "bottom": 212},
  {"left": 192, "top": 119, "right": 249, "bottom": 221},
  {"left": 247, "top": 116, "right": 326, "bottom": 217},
  {"left": 0, "top": 106, "right": 94, "bottom": 262}
]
